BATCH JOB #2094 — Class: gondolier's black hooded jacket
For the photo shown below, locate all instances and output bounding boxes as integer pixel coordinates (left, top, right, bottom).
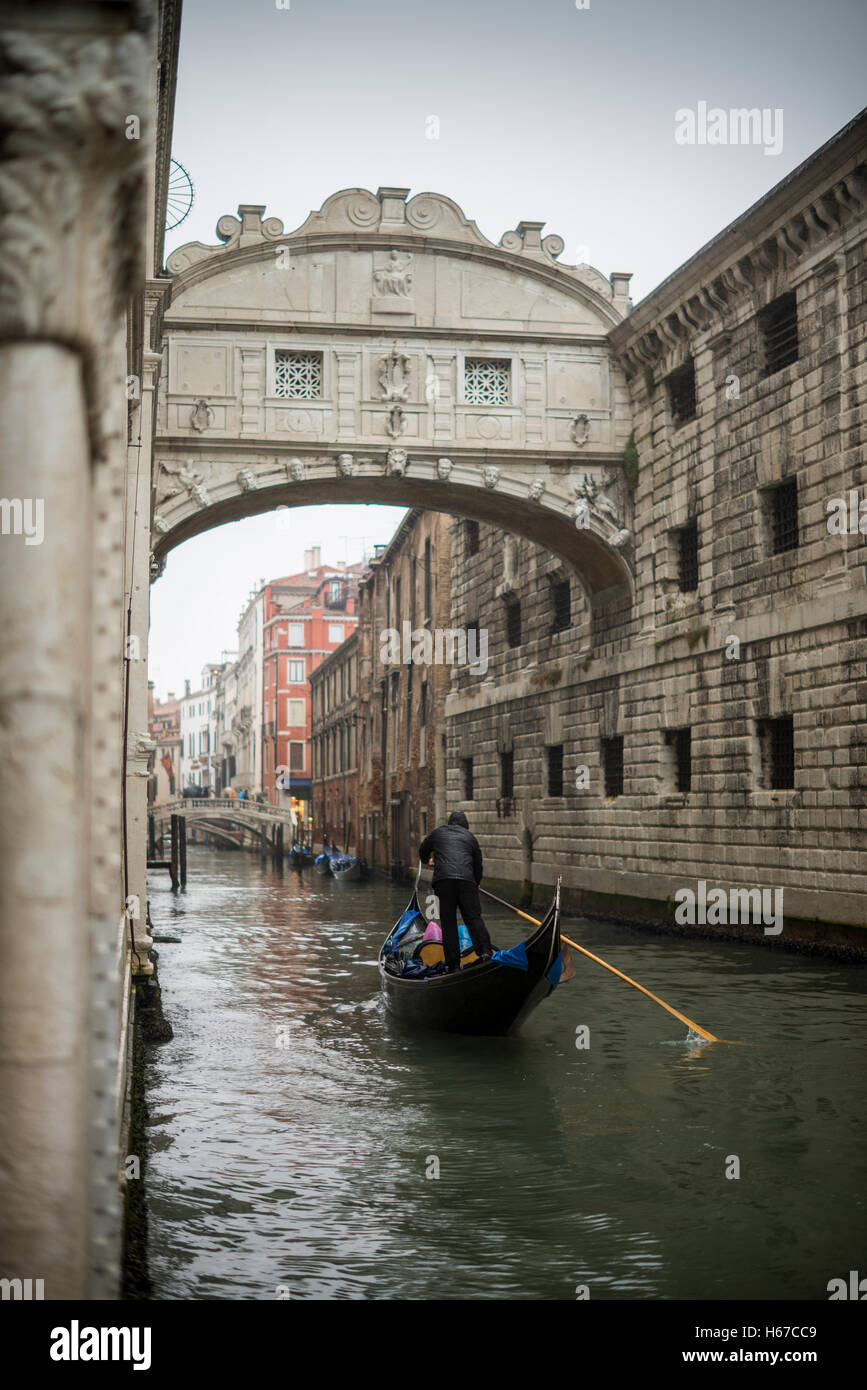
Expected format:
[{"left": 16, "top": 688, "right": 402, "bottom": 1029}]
[{"left": 418, "top": 811, "right": 483, "bottom": 886}]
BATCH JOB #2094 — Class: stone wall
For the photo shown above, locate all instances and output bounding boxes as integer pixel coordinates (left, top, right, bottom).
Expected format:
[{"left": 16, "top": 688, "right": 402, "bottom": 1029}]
[
  {"left": 446, "top": 117, "right": 867, "bottom": 950},
  {"left": 356, "top": 511, "right": 452, "bottom": 873}
]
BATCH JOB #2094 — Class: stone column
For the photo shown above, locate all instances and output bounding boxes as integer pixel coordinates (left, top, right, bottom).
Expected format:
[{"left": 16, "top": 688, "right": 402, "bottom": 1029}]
[
  {"left": 124, "top": 346, "right": 162, "bottom": 974},
  {"left": 0, "top": 16, "right": 149, "bottom": 1298},
  {"left": 0, "top": 345, "right": 91, "bottom": 1296}
]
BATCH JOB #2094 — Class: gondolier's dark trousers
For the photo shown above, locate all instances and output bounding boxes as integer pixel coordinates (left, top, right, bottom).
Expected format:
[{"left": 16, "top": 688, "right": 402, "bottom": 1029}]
[{"left": 435, "top": 879, "right": 492, "bottom": 969}]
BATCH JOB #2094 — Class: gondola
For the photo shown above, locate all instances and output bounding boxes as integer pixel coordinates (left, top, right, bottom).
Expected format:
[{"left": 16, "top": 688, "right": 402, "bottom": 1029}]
[
  {"left": 288, "top": 844, "right": 315, "bottom": 870},
  {"left": 314, "top": 851, "right": 332, "bottom": 876},
  {"left": 331, "top": 854, "right": 367, "bottom": 882},
  {"left": 379, "top": 867, "right": 565, "bottom": 1035}
]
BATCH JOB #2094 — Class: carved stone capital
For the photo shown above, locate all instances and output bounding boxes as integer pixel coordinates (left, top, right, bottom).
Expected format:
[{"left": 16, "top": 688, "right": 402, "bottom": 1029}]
[{"left": 0, "top": 28, "right": 149, "bottom": 345}]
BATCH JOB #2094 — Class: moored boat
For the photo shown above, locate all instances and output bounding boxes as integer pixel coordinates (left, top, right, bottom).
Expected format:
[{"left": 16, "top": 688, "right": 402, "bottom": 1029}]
[
  {"left": 331, "top": 854, "right": 366, "bottom": 882},
  {"left": 288, "top": 844, "right": 315, "bottom": 869},
  {"left": 314, "top": 851, "right": 332, "bottom": 876},
  {"left": 379, "top": 867, "right": 565, "bottom": 1035}
]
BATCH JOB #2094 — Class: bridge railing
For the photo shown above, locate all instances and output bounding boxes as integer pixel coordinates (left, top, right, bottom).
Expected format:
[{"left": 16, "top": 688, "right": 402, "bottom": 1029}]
[{"left": 151, "top": 797, "right": 297, "bottom": 824}]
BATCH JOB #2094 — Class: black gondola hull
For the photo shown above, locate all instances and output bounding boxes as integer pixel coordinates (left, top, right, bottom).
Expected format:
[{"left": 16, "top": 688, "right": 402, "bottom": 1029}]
[{"left": 379, "top": 880, "right": 562, "bottom": 1036}]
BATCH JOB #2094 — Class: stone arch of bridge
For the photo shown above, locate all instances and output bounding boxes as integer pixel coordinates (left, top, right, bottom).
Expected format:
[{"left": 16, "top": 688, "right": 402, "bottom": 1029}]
[{"left": 151, "top": 461, "right": 633, "bottom": 608}]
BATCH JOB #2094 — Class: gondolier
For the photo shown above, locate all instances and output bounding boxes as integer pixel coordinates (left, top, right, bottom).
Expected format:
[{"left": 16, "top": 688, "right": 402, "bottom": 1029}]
[{"left": 418, "top": 811, "right": 493, "bottom": 972}]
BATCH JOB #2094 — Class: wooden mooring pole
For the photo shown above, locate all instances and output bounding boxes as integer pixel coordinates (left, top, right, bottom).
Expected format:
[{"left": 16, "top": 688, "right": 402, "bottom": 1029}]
[
  {"left": 169, "top": 814, "right": 179, "bottom": 890},
  {"left": 179, "top": 814, "right": 187, "bottom": 888}
]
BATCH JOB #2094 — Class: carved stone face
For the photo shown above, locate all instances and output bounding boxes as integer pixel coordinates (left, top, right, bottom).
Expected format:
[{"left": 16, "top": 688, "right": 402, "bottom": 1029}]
[
  {"left": 483, "top": 466, "right": 500, "bottom": 490},
  {"left": 386, "top": 447, "right": 407, "bottom": 474},
  {"left": 436, "top": 457, "right": 453, "bottom": 480},
  {"left": 336, "top": 453, "right": 355, "bottom": 476},
  {"left": 528, "top": 479, "right": 544, "bottom": 501},
  {"left": 287, "top": 458, "right": 305, "bottom": 481}
]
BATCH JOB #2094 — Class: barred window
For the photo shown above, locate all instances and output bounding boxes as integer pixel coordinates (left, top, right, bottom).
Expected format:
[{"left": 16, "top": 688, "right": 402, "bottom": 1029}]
[
  {"left": 601, "top": 736, "right": 624, "bottom": 798},
  {"left": 677, "top": 520, "right": 699, "bottom": 592},
  {"left": 500, "top": 750, "right": 514, "bottom": 799},
  {"left": 465, "top": 520, "right": 480, "bottom": 555},
  {"left": 274, "top": 351, "right": 322, "bottom": 399},
  {"left": 759, "top": 293, "right": 798, "bottom": 375},
  {"left": 666, "top": 359, "right": 696, "bottom": 424},
  {"left": 547, "top": 745, "right": 564, "bottom": 797},
  {"left": 757, "top": 717, "right": 795, "bottom": 790},
  {"left": 505, "top": 599, "right": 522, "bottom": 648},
  {"left": 465, "top": 358, "right": 510, "bottom": 405},
  {"left": 665, "top": 727, "right": 692, "bottom": 793},
  {"left": 767, "top": 478, "right": 799, "bottom": 555},
  {"left": 462, "top": 757, "right": 474, "bottom": 801},
  {"left": 551, "top": 578, "right": 571, "bottom": 633}
]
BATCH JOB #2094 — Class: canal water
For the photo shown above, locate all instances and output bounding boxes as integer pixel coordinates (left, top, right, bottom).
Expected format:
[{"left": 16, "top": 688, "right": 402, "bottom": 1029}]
[{"left": 145, "top": 847, "right": 866, "bottom": 1301}]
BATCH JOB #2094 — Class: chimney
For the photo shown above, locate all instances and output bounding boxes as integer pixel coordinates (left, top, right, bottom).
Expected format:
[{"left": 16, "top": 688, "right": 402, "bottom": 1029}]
[
  {"left": 304, "top": 545, "right": 321, "bottom": 570},
  {"left": 184, "top": 679, "right": 191, "bottom": 697}
]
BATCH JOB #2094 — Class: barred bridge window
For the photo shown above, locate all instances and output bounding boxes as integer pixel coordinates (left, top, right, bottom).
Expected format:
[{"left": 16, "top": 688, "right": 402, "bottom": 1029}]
[
  {"left": 465, "top": 520, "right": 480, "bottom": 555},
  {"left": 505, "top": 598, "right": 522, "bottom": 648},
  {"left": 464, "top": 358, "right": 510, "bottom": 404},
  {"left": 759, "top": 292, "right": 799, "bottom": 375},
  {"left": 274, "top": 351, "right": 322, "bottom": 399}
]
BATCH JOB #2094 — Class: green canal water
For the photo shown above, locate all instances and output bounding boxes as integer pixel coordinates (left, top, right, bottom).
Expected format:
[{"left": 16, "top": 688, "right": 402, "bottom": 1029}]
[{"left": 144, "top": 847, "right": 866, "bottom": 1301}]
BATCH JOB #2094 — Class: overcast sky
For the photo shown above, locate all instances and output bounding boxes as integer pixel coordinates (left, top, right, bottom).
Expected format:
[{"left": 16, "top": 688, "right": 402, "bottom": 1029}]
[{"left": 149, "top": 0, "right": 867, "bottom": 700}]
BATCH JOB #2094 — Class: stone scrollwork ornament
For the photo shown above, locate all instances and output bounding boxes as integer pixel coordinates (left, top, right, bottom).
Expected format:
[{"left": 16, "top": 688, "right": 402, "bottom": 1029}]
[
  {"left": 570, "top": 413, "right": 590, "bottom": 447},
  {"left": 386, "top": 406, "right": 406, "bottom": 439},
  {"left": 153, "top": 513, "right": 170, "bottom": 535},
  {"left": 378, "top": 347, "right": 411, "bottom": 403},
  {"left": 190, "top": 400, "right": 214, "bottom": 432}
]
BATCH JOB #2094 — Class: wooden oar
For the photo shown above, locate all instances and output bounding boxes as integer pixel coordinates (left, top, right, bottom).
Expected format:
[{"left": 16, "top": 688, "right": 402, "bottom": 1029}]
[{"left": 479, "top": 885, "right": 720, "bottom": 1044}]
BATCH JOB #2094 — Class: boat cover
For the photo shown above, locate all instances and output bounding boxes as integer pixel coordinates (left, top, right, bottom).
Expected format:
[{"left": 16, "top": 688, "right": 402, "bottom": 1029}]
[{"left": 491, "top": 941, "right": 529, "bottom": 971}]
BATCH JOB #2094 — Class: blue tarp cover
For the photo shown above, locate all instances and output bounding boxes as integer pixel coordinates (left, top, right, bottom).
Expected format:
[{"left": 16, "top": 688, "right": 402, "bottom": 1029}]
[
  {"left": 386, "top": 908, "right": 425, "bottom": 953},
  {"left": 491, "top": 940, "right": 529, "bottom": 971},
  {"left": 546, "top": 951, "right": 563, "bottom": 987}
]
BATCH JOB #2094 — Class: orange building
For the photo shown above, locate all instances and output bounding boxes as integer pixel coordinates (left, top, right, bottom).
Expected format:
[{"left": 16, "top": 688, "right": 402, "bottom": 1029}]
[{"left": 260, "top": 549, "right": 365, "bottom": 830}]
